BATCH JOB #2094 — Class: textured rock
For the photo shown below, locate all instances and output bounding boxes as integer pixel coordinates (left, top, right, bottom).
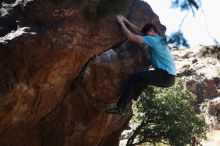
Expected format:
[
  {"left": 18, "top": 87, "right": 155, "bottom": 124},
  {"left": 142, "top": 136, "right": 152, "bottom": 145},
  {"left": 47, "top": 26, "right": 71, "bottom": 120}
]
[
  {"left": 0, "top": 0, "right": 165, "bottom": 145},
  {"left": 200, "top": 97, "right": 220, "bottom": 130},
  {"left": 172, "top": 45, "right": 220, "bottom": 129},
  {"left": 172, "top": 46, "right": 220, "bottom": 101}
]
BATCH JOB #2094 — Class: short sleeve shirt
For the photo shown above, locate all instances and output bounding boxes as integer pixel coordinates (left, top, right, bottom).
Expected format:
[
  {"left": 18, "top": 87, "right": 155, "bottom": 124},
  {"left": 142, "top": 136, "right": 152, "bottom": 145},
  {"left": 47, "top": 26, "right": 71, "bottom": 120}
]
[{"left": 143, "top": 36, "right": 176, "bottom": 75}]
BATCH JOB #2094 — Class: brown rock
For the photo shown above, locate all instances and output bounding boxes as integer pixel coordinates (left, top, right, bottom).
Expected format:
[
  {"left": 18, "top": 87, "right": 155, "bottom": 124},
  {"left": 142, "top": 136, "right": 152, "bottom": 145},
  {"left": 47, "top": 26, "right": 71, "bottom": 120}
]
[
  {"left": 192, "top": 59, "right": 198, "bottom": 64},
  {"left": 186, "top": 78, "right": 220, "bottom": 101},
  {"left": 0, "top": 0, "right": 165, "bottom": 145}
]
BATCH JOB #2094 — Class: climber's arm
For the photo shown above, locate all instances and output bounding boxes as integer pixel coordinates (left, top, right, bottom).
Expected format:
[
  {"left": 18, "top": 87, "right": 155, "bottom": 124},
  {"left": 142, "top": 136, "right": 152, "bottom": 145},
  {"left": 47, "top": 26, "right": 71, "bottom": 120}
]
[
  {"left": 116, "top": 15, "right": 144, "bottom": 44},
  {"left": 121, "top": 16, "right": 141, "bottom": 34}
]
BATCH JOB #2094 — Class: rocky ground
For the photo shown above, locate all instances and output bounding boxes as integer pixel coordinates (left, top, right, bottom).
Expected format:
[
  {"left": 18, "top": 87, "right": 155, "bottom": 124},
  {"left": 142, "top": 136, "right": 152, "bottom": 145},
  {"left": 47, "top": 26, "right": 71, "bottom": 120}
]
[{"left": 201, "top": 130, "right": 220, "bottom": 146}]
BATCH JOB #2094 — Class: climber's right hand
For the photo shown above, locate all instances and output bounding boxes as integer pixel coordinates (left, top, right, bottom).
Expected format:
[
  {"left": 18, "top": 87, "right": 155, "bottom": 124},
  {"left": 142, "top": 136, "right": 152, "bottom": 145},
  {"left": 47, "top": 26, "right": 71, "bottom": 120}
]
[
  {"left": 116, "top": 15, "right": 123, "bottom": 24},
  {"left": 120, "top": 15, "right": 128, "bottom": 22}
]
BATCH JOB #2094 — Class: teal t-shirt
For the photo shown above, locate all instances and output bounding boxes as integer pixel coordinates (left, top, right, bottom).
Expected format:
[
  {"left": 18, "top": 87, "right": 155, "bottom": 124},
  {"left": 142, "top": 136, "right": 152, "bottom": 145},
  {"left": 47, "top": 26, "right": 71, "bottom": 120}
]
[{"left": 143, "top": 36, "right": 176, "bottom": 75}]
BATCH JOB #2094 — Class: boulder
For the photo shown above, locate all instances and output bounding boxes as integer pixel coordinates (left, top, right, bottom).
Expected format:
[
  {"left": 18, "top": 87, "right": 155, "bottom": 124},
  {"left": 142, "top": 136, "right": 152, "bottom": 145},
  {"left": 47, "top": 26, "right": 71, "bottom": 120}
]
[{"left": 0, "top": 0, "right": 165, "bottom": 145}]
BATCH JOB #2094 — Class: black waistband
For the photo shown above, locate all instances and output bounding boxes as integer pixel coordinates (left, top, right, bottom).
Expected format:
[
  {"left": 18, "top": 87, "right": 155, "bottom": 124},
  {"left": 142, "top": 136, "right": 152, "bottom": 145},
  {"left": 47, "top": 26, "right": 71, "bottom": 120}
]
[{"left": 155, "top": 68, "right": 175, "bottom": 77}]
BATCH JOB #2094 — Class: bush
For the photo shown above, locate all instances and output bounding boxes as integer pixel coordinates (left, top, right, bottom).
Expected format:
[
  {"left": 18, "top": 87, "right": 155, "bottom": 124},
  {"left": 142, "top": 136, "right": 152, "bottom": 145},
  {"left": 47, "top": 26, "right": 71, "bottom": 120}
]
[{"left": 127, "top": 78, "right": 206, "bottom": 146}]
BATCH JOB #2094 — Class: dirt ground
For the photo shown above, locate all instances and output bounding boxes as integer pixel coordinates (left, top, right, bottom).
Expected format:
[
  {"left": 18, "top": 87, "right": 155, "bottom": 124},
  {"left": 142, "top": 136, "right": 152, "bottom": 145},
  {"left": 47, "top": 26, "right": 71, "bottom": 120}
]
[{"left": 200, "top": 130, "right": 220, "bottom": 146}]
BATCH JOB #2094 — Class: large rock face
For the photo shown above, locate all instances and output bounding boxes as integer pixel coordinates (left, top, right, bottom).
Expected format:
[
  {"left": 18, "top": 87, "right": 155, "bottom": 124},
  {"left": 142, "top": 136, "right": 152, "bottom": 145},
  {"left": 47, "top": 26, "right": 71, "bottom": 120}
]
[{"left": 0, "top": 0, "right": 165, "bottom": 145}]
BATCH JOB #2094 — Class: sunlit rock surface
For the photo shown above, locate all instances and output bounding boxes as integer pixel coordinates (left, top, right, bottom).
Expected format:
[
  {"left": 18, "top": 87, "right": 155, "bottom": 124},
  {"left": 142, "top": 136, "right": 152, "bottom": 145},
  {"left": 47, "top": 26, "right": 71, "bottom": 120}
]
[
  {"left": 0, "top": 0, "right": 165, "bottom": 145},
  {"left": 172, "top": 45, "right": 220, "bottom": 130}
]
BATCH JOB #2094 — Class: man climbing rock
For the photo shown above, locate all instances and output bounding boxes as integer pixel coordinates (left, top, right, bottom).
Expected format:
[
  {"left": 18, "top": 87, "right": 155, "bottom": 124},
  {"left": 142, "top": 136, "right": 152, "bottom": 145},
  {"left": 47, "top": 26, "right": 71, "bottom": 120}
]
[{"left": 106, "top": 15, "right": 176, "bottom": 114}]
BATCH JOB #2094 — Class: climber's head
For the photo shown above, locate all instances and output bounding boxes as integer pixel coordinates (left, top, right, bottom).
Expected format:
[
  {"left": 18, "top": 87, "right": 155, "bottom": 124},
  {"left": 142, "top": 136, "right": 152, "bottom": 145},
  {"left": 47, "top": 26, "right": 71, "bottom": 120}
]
[{"left": 141, "top": 23, "right": 159, "bottom": 36}]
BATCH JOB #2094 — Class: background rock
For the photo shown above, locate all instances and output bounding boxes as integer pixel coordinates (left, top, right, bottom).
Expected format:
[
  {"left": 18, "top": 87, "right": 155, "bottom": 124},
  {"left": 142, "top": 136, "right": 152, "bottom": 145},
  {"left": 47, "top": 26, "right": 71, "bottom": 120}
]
[{"left": 172, "top": 45, "right": 220, "bottom": 130}]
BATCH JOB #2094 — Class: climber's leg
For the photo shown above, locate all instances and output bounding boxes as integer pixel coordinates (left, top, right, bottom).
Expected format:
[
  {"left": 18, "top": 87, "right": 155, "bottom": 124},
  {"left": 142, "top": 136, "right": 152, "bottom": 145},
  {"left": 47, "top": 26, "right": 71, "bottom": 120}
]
[{"left": 105, "top": 68, "right": 175, "bottom": 114}]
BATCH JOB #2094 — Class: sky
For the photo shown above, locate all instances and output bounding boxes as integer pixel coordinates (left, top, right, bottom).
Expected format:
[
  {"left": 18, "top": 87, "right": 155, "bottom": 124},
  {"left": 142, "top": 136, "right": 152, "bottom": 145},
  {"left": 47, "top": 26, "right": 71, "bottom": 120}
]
[{"left": 144, "top": 0, "right": 220, "bottom": 47}]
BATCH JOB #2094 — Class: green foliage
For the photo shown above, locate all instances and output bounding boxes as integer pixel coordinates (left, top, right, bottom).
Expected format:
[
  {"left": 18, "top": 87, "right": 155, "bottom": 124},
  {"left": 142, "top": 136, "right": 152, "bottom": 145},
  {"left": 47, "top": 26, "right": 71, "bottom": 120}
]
[
  {"left": 83, "top": 0, "right": 128, "bottom": 24},
  {"left": 128, "top": 78, "right": 206, "bottom": 146},
  {"left": 171, "top": 0, "right": 200, "bottom": 11},
  {"left": 167, "top": 31, "right": 190, "bottom": 48}
]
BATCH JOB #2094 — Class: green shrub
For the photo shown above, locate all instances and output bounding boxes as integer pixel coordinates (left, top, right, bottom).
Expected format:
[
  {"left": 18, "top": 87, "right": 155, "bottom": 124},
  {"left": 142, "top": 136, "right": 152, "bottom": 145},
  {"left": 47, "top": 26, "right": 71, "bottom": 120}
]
[{"left": 128, "top": 78, "right": 206, "bottom": 146}]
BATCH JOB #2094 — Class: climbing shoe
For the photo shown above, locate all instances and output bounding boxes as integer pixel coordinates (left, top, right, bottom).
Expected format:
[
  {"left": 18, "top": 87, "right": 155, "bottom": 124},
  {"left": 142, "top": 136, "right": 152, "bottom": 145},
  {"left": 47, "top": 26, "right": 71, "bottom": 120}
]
[{"left": 105, "top": 106, "right": 122, "bottom": 115}]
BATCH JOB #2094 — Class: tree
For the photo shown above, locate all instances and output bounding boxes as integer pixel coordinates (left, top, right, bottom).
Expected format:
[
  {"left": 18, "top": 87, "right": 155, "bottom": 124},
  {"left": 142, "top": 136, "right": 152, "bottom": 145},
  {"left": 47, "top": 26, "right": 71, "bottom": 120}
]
[
  {"left": 168, "top": 0, "right": 201, "bottom": 48},
  {"left": 167, "top": 31, "right": 190, "bottom": 48},
  {"left": 171, "top": 0, "right": 200, "bottom": 11},
  {"left": 127, "top": 78, "right": 206, "bottom": 146}
]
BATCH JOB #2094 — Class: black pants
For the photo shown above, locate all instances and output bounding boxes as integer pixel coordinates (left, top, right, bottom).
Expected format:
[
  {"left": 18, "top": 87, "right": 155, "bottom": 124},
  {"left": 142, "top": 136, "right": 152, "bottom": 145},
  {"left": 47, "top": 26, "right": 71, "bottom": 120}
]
[{"left": 117, "top": 68, "right": 175, "bottom": 109}]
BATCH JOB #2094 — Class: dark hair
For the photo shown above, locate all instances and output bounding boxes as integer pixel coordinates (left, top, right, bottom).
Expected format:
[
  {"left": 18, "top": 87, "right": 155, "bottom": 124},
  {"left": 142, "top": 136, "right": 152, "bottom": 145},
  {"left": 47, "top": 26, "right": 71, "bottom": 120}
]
[{"left": 141, "top": 23, "right": 159, "bottom": 36}]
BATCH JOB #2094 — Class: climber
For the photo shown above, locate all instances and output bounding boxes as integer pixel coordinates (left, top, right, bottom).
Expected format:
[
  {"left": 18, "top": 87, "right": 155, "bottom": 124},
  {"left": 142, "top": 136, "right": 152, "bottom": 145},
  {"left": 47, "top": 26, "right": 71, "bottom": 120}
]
[{"left": 105, "top": 15, "right": 176, "bottom": 115}]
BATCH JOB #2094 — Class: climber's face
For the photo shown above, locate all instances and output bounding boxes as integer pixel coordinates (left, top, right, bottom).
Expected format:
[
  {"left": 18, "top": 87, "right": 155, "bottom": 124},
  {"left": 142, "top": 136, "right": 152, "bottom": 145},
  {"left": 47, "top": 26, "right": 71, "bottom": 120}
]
[{"left": 147, "top": 28, "right": 158, "bottom": 36}]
